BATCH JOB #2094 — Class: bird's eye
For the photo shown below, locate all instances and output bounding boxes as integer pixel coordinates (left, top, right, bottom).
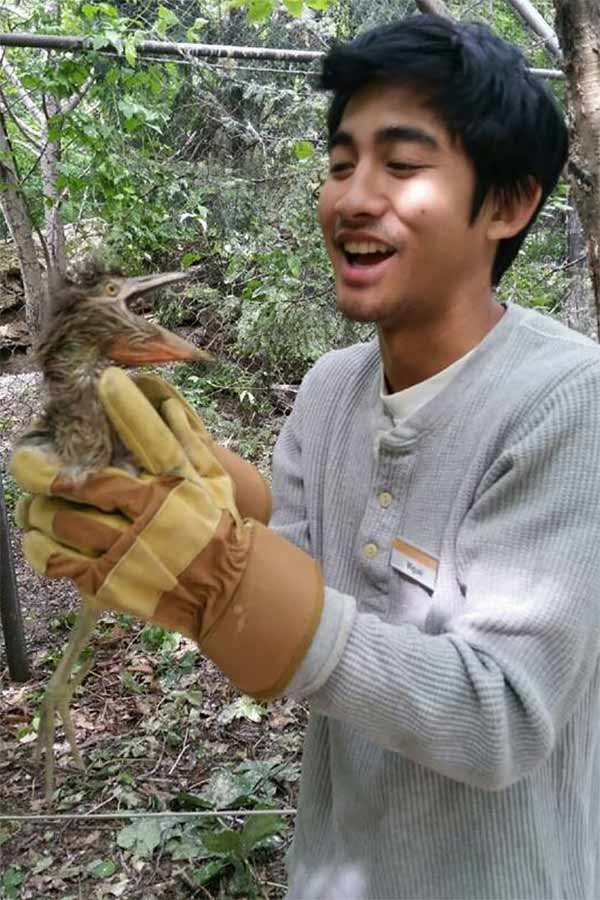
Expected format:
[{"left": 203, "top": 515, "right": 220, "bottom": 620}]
[{"left": 106, "top": 283, "right": 118, "bottom": 296}]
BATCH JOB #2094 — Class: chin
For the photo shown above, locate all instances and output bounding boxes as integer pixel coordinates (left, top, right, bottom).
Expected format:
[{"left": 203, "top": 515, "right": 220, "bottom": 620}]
[{"left": 335, "top": 289, "right": 400, "bottom": 325}]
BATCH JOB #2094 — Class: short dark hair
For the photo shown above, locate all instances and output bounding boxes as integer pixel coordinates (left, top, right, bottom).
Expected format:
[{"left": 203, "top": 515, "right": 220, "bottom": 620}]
[{"left": 319, "top": 15, "right": 568, "bottom": 286}]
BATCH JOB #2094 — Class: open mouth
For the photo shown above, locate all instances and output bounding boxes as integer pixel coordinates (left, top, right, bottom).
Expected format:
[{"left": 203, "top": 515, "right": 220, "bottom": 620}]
[{"left": 344, "top": 249, "right": 396, "bottom": 267}]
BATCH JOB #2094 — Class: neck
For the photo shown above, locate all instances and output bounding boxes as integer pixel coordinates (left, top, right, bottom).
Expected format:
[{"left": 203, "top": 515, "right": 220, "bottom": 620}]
[
  {"left": 43, "top": 352, "right": 114, "bottom": 469},
  {"left": 379, "top": 290, "right": 504, "bottom": 394}
]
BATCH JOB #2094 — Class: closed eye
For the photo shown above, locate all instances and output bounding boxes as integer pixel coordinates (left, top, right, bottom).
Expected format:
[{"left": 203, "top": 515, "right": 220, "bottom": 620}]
[
  {"left": 388, "top": 162, "right": 425, "bottom": 174},
  {"left": 329, "top": 161, "right": 354, "bottom": 176}
]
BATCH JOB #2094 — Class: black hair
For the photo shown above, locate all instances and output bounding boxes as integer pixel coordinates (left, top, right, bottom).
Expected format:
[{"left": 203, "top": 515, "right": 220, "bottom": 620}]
[{"left": 319, "top": 15, "right": 568, "bottom": 285}]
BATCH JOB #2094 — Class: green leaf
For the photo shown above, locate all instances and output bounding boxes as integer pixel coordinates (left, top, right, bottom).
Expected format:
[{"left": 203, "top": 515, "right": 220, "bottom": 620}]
[
  {"left": 202, "top": 828, "right": 241, "bottom": 855},
  {"left": 158, "top": 6, "right": 179, "bottom": 25},
  {"left": 88, "top": 859, "right": 118, "bottom": 878},
  {"left": 173, "top": 791, "right": 213, "bottom": 811},
  {"left": 294, "top": 140, "right": 314, "bottom": 161},
  {"left": 200, "top": 768, "right": 256, "bottom": 808},
  {"left": 218, "top": 696, "right": 265, "bottom": 724},
  {"left": 141, "top": 622, "right": 180, "bottom": 652},
  {"left": 2, "top": 866, "right": 24, "bottom": 899},
  {"left": 190, "top": 858, "right": 230, "bottom": 886},
  {"left": 240, "top": 814, "right": 285, "bottom": 853},
  {"left": 182, "top": 252, "right": 203, "bottom": 268},
  {"left": 247, "top": 0, "right": 276, "bottom": 23},
  {"left": 116, "top": 819, "right": 162, "bottom": 857},
  {"left": 124, "top": 39, "right": 138, "bottom": 68},
  {"left": 282, "top": 0, "right": 304, "bottom": 15},
  {"left": 103, "top": 30, "right": 124, "bottom": 55}
]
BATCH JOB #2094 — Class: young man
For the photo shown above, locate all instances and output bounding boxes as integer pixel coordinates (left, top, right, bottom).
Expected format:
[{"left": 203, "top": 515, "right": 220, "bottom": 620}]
[{"left": 12, "top": 14, "right": 600, "bottom": 900}]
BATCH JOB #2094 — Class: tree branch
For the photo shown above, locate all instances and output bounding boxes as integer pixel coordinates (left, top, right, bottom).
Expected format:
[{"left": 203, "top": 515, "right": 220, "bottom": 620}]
[
  {"left": 414, "top": 0, "right": 453, "bottom": 19},
  {"left": 58, "top": 73, "right": 95, "bottom": 117},
  {"left": 0, "top": 89, "right": 42, "bottom": 149},
  {"left": 504, "top": 0, "right": 562, "bottom": 60},
  {"left": 0, "top": 52, "right": 44, "bottom": 125}
]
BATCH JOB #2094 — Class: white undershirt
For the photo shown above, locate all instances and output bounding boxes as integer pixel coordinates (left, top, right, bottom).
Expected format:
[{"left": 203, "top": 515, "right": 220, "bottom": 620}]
[{"left": 380, "top": 346, "right": 478, "bottom": 425}]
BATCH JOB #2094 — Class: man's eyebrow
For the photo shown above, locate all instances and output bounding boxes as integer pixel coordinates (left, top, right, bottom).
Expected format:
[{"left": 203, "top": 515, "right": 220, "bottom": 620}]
[{"left": 329, "top": 126, "right": 440, "bottom": 152}]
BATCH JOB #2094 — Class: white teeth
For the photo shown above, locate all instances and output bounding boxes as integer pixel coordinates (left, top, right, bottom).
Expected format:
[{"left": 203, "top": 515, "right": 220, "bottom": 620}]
[{"left": 343, "top": 241, "right": 392, "bottom": 254}]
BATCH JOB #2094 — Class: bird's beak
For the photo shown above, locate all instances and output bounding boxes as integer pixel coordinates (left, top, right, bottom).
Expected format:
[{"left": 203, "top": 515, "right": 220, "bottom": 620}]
[
  {"left": 108, "top": 328, "right": 213, "bottom": 365},
  {"left": 109, "top": 270, "right": 214, "bottom": 364},
  {"left": 119, "top": 271, "right": 189, "bottom": 303}
]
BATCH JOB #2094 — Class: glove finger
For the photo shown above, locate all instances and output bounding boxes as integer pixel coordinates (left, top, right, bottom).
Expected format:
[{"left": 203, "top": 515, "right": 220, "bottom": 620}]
[
  {"left": 10, "top": 445, "right": 63, "bottom": 495},
  {"left": 23, "top": 529, "right": 94, "bottom": 580},
  {"left": 26, "top": 495, "right": 129, "bottom": 554},
  {"left": 98, "top": 367, "right": 198, "bottom": 480},
  {"left": 161, "top": 399, "right": 238, "bottom": 512},
  {"left": 49, "top": 467, "right": 174, "bottom": 523},
  {"left": 161, "top": 397, "right": 212, "bottom": 471}
]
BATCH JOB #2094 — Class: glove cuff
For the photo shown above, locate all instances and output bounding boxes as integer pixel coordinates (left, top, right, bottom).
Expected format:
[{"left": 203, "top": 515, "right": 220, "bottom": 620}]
[{"left": 200, "top": 522, "right": 324, "bottom": 699}]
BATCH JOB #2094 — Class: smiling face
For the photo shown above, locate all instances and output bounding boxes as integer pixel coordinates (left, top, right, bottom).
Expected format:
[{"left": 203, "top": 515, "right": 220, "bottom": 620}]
[{"left": 318, "top": 82, "right": 501, "bottom": 333}]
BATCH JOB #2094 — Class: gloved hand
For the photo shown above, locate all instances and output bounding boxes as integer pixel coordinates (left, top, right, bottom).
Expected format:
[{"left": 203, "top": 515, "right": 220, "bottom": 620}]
[
  {"left": 10, "top": 368, "right": 323, "bottom": 699},
  {"left": 130, "top": 372, "right": 272, "bottom": 525}
]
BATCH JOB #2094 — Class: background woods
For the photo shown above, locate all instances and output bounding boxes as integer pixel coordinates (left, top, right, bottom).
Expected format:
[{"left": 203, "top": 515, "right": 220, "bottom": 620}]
[{"left": 1, "top": 2, "right": 599, "bottom": 899}]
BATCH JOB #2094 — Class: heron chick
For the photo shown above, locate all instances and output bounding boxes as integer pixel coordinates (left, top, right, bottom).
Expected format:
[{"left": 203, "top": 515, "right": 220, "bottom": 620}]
[{"left": 16, "top": 260, "right": 212, "bottom": 800}]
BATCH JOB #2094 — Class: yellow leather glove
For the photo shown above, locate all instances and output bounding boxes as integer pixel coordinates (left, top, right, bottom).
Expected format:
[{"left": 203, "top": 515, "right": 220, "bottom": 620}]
[
  {"left": 131, "top": 372, "right": 272, "bottom": 525},
  {"left": 10, "top": 368, "right": 323, "bottom": 699}
]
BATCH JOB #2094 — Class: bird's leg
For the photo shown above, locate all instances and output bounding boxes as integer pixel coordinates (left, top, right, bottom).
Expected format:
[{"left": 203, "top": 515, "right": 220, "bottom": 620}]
[{"left": 35, "top": 602, "right": 100, "bottom": 801}]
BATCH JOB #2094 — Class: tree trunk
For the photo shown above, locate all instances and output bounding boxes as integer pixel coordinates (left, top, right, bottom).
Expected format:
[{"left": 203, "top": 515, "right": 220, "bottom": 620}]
[
  {"left": 41, "top": 97, "right": 67, "bottom": 275},
  {"left": 554, "top": 1, "right": 600, "bottom": 330},
  {"left": 561, "top": 202, "right": 597, "bottom": 339},
  {"left": 0, "top": 113, "right": 47, "bottom": 335}
]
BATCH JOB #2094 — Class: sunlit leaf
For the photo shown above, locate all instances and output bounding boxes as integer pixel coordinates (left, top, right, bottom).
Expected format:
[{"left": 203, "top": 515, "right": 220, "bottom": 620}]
[
  {"left": 88, "top": 858, "right": 118, "bottom": 878},
  {"left": 218, "top": 695, "right": 265, "bottom": 724},
  {"left": 247, "top": 0, "right": 276, "bottom": 23},
  {"left": 282, "top": 0, "right": 304, "bottom": 15},
  {"left": 116, "top": 819, "right": 162, "bottom": 857}
]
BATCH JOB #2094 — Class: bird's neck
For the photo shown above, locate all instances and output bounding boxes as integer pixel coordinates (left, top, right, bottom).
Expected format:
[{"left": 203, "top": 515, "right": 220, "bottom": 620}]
[{"left": 43, "top": 354, "right": 115, "bottom": 470}]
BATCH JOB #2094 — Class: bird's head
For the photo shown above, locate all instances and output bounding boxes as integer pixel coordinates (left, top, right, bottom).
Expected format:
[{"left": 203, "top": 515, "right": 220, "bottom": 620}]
[{"left": 38, "top": 263, "right": 212, "bottom": 381}]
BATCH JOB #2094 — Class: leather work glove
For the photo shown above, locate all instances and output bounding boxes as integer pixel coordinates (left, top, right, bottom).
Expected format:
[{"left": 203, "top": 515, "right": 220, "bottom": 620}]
[
  {"left": 130, "top": 372, "right": 272, "bottom": 525},
  {"left": 10, "top": 368, "right": 323, "bottom": 699}
]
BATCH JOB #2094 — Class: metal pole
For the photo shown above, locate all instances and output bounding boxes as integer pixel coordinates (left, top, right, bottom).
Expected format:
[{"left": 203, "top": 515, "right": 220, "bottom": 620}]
[
  {"left": 0, "top": 32, "right": 322, "bottom": 63},
  {"left": 0, "top": 468, "right": 30, "bottom": 681},
  {"left": 0, "top": 32, "right": 564, "bottom": 79}
]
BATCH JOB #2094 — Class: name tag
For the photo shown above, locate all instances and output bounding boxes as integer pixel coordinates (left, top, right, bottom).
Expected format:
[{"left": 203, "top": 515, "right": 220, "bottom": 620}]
[{"left": 391, "top": 538, "right": 438, "bottom": 591}]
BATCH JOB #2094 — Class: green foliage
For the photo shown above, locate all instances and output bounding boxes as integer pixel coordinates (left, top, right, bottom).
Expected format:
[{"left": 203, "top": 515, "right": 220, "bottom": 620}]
[
  {"left": 112, "top": 755, "right": 292, "bottom": 896},
  {"left": 497, "top": 182, "right": 571, "bottom": 313},
  {"left": 115, "top": 809, "right": 285, "bottom": 896},
  {"left": 1, "top": 472, "right": 26, "bottom": 526}
]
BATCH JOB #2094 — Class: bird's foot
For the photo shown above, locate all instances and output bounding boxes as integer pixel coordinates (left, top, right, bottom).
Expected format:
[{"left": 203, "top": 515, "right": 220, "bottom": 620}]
[{"left": 34, "top": 654, "right": 94, "bottom": 802}]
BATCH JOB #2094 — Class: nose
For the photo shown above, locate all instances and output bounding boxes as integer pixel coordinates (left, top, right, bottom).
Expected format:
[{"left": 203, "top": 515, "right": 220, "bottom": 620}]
[{"left": 334, "top": 166, "right": 388, "bottom": 220}]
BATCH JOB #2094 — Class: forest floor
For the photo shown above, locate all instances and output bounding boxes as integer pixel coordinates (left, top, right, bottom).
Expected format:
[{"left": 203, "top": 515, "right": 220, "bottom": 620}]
[{"left": 0, "top": 337, "right": 303, "bottom": 900}]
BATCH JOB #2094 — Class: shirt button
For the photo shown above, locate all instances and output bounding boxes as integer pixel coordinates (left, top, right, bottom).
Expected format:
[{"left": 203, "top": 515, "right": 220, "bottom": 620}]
[
  {"left": 378, "top": 491, "right": 393, "bottom": 509},
  {"left": 363, "top": 543, "right": 379, "bottom": 560}
]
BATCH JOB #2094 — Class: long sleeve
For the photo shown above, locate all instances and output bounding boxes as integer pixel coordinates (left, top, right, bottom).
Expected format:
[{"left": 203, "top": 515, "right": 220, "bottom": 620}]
[{"left": 282, "top": 358, "right": 600, "bottom": 790}]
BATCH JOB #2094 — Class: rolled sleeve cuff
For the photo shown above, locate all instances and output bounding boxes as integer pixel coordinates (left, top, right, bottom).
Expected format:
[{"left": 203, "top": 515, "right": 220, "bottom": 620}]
[{"left": 286, "top": 586, "right": 356, "bottom": 698}]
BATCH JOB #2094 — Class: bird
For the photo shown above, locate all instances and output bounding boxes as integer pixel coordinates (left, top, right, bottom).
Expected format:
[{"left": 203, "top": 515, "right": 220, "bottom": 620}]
[{"left": 14, "top": 259, "right": 212, "bottom": 800}]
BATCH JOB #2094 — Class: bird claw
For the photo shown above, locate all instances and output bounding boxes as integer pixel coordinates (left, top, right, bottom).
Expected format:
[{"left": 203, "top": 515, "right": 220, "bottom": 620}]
[{"left": 35, "top": 654, "right": 94, "bottom": 801}]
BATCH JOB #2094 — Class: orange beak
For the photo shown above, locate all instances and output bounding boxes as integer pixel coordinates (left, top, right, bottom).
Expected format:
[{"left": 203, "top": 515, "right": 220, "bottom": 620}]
[
  {"left": 108, "top": 328, "right": 213, "bottom": 365},
  {"left": 106, "top": 270, "right": 214, "bottom": 365}
]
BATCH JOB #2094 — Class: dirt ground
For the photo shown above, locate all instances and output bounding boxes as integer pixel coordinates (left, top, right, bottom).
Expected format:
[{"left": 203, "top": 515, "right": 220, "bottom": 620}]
[{"left": 0, "top": 349, "right": 304, "bottom": 899}]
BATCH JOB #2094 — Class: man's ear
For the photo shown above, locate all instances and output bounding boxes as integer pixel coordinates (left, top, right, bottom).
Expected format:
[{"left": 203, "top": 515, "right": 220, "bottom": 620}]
[{"left": 486, "top": 180, "right": 543, "bottom": 241}]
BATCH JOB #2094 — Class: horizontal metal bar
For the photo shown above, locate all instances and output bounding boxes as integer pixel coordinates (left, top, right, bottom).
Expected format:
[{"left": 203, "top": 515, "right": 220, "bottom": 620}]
[
  {"left": 0, "top": 32, "right": 564, "bottom": 79},
  {"left": 0, "top": 808, "right": 297, "bottom": 821},
  {"left": 0, "top": 32, "right": 322, "bottom": 63}
]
